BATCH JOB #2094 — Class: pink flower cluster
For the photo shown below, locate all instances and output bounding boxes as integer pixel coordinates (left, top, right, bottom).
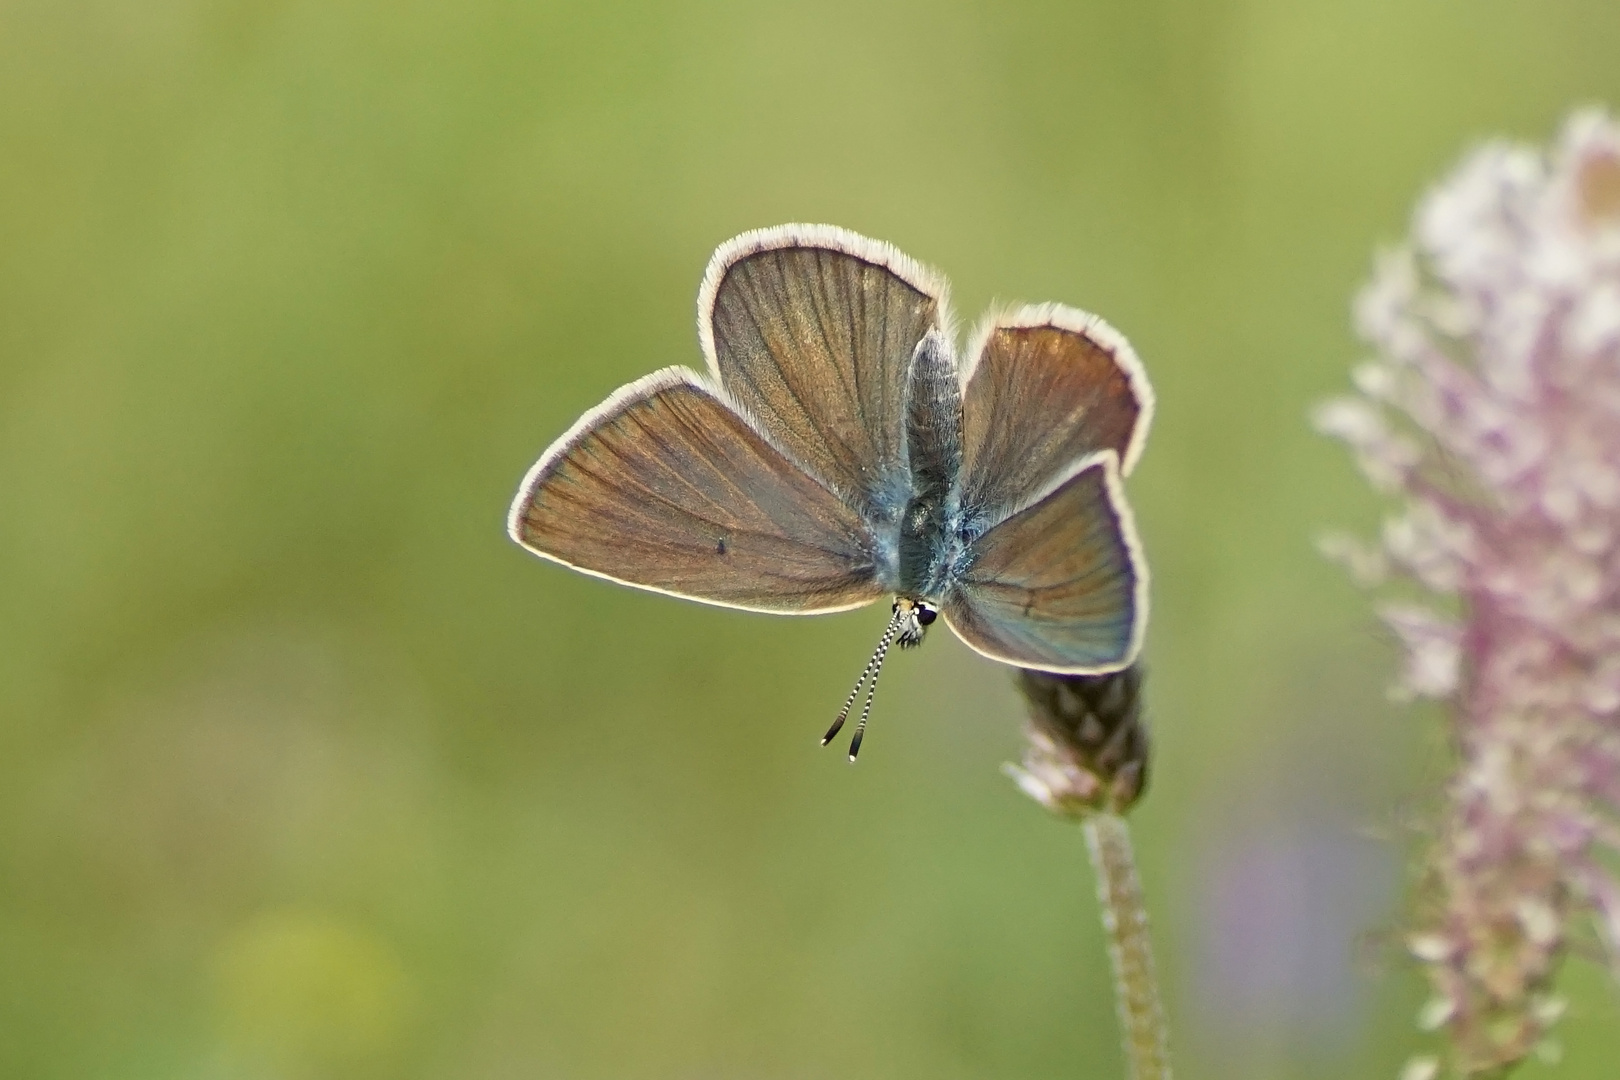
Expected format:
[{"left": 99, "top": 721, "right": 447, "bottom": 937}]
[{"left": 1317, "top": 110, "right": 1620, "bottom": 1075}]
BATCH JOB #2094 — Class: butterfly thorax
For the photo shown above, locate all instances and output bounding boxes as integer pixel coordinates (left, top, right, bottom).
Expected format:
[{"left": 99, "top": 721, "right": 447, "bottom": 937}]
[{"left": 895, "top": 332, "right": 967, "bottom": 607}]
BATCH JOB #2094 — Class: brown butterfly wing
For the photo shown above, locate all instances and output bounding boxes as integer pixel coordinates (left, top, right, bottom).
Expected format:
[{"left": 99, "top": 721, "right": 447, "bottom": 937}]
[{"left": 509, "top": 368, "right": 887, "bottom": 614}]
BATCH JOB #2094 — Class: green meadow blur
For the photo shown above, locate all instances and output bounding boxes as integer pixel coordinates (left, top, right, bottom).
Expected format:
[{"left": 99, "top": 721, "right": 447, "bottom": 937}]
[{"left": 5, "top": 2, "right": 1620, "bottom": 1077}]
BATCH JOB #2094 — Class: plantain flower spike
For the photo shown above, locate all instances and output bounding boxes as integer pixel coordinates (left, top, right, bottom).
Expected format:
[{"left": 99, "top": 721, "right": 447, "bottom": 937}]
[{"left": 1317, "top": 108, "right": 1620, "bottom": 1075}]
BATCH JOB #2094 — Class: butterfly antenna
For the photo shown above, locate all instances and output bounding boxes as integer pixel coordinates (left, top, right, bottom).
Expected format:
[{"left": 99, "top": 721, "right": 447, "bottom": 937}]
[
  {"left": 847, "top": 624, "right": 898, "bottom": 762},
  {"left": 823, "top": 609, "right": 901, "bottom": 749}
]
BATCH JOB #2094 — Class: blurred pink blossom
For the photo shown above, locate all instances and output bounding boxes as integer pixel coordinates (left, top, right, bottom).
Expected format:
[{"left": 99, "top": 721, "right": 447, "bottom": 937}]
[{"left": 1317, "top": 109, "right": 1620, "bottom": 1075}]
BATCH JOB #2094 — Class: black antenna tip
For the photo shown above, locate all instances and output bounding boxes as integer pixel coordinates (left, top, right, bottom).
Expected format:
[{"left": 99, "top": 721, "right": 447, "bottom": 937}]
[
  {"left": 848, "top": 727, "right": 866, "bottom": 762},
  {"left": 821, "top": 713, "right": 848, "bottom": 746}
]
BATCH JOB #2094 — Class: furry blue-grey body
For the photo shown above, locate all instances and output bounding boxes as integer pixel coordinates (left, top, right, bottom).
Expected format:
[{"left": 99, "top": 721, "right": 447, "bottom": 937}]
[
  {"left": 856, "top": 334, "right": 976, "bottom": 602},
  {"left": 891, "top": 333, "right": 971, "bottom": 601}
]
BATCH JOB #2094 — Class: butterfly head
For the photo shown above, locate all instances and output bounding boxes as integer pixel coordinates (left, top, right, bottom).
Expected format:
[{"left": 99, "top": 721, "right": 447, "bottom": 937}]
[{"left": 894, "top": 596, "right": 938, "bottom": 649}]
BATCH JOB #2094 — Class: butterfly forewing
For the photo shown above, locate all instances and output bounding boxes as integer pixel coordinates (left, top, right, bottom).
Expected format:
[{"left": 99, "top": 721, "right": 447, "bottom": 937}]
[
  {"left": 959, "top": 306, "right": 1152, "bottom": 527},
  {"left": 701, "top": 226, "right": 948, "bottom": 521},
  {"left": 509, "top": 368, "right": 887, "bottom": 614},
  {"left": 944, "top": 454, "right": 1146, "bottom": 672}
]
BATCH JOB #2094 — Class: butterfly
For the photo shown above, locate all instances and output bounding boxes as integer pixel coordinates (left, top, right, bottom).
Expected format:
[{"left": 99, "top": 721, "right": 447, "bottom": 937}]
[{"left": 508, "top": 225, "right": 1152, "bottom": 759}]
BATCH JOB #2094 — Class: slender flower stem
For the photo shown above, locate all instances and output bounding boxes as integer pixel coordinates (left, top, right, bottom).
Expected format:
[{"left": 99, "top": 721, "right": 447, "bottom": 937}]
[
  {"left": 1010, "top": 668, "right": 1169, "bottom": 1079},
  {"left": 1084, "top": 811, "right": 1171, "bottom": 1080}
]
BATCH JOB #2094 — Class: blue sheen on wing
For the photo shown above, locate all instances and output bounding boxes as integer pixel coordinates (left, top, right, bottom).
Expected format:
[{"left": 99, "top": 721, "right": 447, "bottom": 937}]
[
  {"left": 942, "top": 455, "right": 1145, "bottom": 673},
  {"left": 699, "top": 227, "right": 948, "bottom": 553}
]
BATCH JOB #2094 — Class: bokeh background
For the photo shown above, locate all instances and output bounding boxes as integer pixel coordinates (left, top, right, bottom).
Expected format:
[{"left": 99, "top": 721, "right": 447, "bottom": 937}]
[{"left": 5, "top": 2, "right": 1620, "bottom": 1078}]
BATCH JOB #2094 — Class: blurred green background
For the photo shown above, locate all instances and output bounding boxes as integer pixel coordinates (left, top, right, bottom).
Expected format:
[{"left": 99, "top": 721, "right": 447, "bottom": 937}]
[{"left": 4, "top": 1, "right": 1620, "bottom": 1077}]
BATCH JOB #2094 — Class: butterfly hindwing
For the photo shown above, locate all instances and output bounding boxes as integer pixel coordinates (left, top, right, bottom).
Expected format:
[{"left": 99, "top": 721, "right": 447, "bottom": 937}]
[
  {"left": 508, "top": 368, "right": 887, "bottom": 614},
  {"left": 943, "top": 453, "right": 1147, "bottom": 672}
]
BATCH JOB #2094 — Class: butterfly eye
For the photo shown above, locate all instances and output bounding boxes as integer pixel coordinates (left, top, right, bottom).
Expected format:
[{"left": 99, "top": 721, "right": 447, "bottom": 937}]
[{"left": 916, "top": 604, "right": 938, "bottom": 626}]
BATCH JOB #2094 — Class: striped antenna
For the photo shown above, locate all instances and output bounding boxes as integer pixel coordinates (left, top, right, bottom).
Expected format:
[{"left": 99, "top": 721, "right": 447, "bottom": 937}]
[
  {"left": 846, "top": 622, "right": 901, "bottom": 761},
  {"left": 823, "top": 606, "right": 902, "bottom": 756}
]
